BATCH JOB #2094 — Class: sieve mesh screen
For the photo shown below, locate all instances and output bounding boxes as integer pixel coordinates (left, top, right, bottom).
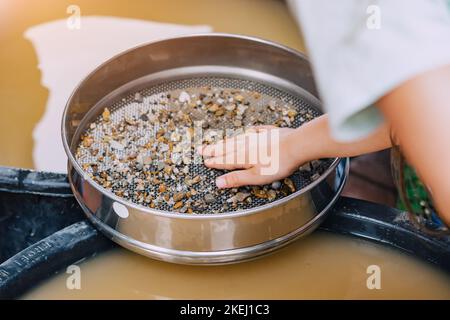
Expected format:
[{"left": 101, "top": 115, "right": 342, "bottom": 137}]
[{"left": 75, "top": 76, "right": 333, "bottom": 214}]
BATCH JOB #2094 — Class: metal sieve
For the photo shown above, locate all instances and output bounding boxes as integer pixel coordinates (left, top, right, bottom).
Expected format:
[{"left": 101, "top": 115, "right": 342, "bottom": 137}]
[{"left": 62, "top": 34, "right": 349, "bottom": 264}]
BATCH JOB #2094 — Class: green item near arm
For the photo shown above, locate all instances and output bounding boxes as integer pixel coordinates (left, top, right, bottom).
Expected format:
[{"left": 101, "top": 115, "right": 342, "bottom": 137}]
[{"left": 397, "top": 164, "right": 434, "bottom": 215}]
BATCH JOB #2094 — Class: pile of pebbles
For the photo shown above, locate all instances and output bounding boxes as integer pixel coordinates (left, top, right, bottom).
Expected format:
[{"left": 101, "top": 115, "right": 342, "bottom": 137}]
[{"left": 75, "top": 86, "right": 329, "bottom": 214}]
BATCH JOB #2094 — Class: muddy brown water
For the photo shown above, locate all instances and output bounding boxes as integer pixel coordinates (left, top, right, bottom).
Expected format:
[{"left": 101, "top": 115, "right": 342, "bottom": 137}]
[{"left": 23, "top": 232, "right": 450, "bottom": 299}]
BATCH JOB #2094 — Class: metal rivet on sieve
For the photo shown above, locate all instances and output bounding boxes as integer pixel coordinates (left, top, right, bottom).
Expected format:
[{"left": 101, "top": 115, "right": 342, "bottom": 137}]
[{"left": 113, "top": 201, "right": 129, "bottom": 218}]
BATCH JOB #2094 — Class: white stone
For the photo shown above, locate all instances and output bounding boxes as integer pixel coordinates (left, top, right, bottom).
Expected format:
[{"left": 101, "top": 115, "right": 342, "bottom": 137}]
[{"left": 178, "top": 91, "right": 191, "bottom": 103}]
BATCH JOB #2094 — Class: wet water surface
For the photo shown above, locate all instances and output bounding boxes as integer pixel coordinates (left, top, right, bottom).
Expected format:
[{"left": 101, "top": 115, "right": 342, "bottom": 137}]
[{"left": 23, "top": 232, "right": 450, "bottom": 300}]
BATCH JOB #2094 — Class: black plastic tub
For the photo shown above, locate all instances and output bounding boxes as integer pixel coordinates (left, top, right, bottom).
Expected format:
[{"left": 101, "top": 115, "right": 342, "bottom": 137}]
[{"left": 0, "top": 166, "right": 449, "bottom": 299}]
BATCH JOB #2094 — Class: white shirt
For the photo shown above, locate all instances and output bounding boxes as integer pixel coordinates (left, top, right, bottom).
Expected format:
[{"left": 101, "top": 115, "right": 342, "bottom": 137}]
[{"left": 288, "top": 0, "right": 450, "bottom": 141}]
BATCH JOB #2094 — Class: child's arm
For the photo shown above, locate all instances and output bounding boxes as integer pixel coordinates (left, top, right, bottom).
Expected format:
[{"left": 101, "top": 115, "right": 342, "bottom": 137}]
[
  {"left": 199, "top": 113, "right": 391, "bottom": 188},
  {"left": 377, "top": 64, "right": 450, "bottom": 225},
  {"left": 291, "top": 114, "right": 391, "bottom": 160}
]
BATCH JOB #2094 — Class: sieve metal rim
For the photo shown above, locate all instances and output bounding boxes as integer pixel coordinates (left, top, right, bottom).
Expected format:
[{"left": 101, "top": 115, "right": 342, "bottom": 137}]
[
  {"left": 77, "top": 162, "right": 348, "bottom": 265},
  {"left": 62, "top": 33, "right": 342, "bottom": 220}
]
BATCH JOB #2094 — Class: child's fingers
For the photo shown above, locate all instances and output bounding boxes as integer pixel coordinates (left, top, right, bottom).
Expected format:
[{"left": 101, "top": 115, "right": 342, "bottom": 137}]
[
  {"left": 197, "top": 142, "right": 224, "bottom": 157},
  {"left": 198, "top": 126, "right": 277, "bottom": 157},
  {"left": 203, "top": 140, "right": 233, "bottom": 157},
  {"left": 204, "top": 153, "right": 252, "bottom": 170},
  {"left": 215, "top": 167, "right": 267, "bottom": 189},
  {"left": 198, "top": 135, "right": 246, "bottom": 157}
]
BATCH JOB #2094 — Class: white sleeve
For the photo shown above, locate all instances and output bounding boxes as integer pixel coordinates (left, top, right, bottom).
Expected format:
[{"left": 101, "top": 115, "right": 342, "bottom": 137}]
[{"left": 287, "top": 0, "right": 450, "bottom": 141}]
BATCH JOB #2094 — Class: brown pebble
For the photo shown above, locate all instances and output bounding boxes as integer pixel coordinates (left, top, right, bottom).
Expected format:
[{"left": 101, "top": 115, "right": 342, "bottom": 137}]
[
  {"left": 173, "top": 192, "right": 185, "bottom": 202},
  {"left": 235, "top": 94, "right": 244, "bottom": 102},
  {"left": 102, "top": 108, "right": 111, "bottom": 122},
  {"left": 174, "top": 201, "right": 183, "bottom": 209},
  {"left": 235, "top": 192, "right": 251, "bottom": 202},
  {"left": 208, "top": 104, "right": 219, "bottom": 112},
  {"left": 253, "top": 189, "right": 268, "bottom": 199},
  {"left": 283, "top": 178, "right": 296, "bottom": 193},
  {"left": 191, "top": 175, "right": 201, "bottom": 185},
  {"left": 82, "top": 136, "right": 94, "bottom": 148},
  {"left": 115, "top": 190, "right": 124, "bottom": 197},
  {"left": 287, "top": 109, "right": 298, "bottom": 118},
  {"left": 164, "top": 166, "right": 172, "bottom": 175},
  {"left": 267, "top": 190, "right": 277, "bottom": 201}
]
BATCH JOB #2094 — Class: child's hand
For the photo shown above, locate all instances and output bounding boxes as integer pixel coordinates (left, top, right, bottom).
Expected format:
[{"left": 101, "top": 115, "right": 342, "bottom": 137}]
[
  {"left": 198, "top": 126, "right": 302, "bottom": 188},
  {"left": 197, "top": 114, "right": 392, "bottom": 190}
]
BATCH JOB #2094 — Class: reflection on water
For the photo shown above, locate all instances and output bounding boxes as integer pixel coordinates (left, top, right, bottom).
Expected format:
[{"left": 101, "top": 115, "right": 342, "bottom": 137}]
[
  {"left": 23, "top": 232, "right": 450, "bottom": 300},
  {"left": 26, "top": 17, "right": 211, "bottom": 172},
  {"left": 0, "top": 0, "right": 304, "bottom": 169}
]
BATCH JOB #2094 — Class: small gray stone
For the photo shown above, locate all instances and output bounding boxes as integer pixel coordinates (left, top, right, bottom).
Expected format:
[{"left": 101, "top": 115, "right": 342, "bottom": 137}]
[
  {"left": 235, "top": 192, "right": 251, "bottom": 202},
  {"left": 299, "top": 163, "right": 312, "bottom": 172},
  {"left": 109, "top": 140, "right": 124, "bottom": 150},
  {"left": 204, "top": 194, "right": 216, "bottom": 204},
  {"left": 157, "top": 161, "right": 165, "bottom": 171},
  {"left": 271, "top": 181, "right": 281, "bottom": 190},
  {"left": 134, "top": 92, "right": 143, "bottom": 102},
  {"left": 135, "top": 161, "right": 143, "bottom": 171},
  {"left": 311, "top": 160, "right": 321, "bottom": 169}
]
